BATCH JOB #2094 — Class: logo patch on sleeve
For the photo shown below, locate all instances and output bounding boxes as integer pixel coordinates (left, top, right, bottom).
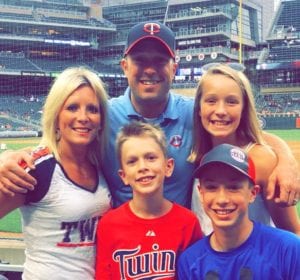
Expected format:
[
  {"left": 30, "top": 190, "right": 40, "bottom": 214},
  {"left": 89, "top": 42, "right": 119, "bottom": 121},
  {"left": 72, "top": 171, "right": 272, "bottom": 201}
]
[
  {"left": 169, "top": 135, "right": 182, "bottom": 148},
  {"left": 19, "top": 147, "right": 50, "bottom": 170}
]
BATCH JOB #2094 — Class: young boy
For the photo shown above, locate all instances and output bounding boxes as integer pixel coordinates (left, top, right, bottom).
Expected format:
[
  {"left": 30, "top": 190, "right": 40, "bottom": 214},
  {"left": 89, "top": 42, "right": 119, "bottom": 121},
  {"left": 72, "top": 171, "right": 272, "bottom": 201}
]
[
  {"left": 95, "top": 121, "right": 202, "bottom": 279},
  {"left": 177, "top": 143, "right": 300, "bottom": 279}
]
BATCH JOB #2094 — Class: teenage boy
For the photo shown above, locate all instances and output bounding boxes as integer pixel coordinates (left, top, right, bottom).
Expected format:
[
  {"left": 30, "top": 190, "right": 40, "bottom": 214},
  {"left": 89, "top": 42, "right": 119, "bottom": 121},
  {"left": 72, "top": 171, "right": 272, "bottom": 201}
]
[
  {"left": 95, "top": 121, "right": 202, "bottom": 279},
  {"left": 177, "top": 143, "right": 300, "bottom": 279}
]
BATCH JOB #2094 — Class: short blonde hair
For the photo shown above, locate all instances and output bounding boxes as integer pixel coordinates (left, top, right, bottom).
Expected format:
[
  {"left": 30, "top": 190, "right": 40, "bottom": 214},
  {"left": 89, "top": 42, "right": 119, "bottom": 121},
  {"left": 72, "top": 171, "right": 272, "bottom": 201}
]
[
  {"left": 116, "top": 121, "right": 168, "bottom": 165},
  {"left": 188, "top": 64, "right": 263, "bottom": 164},
  {"left": 40, "top": 66, "right": 108, "bottom": 169}
]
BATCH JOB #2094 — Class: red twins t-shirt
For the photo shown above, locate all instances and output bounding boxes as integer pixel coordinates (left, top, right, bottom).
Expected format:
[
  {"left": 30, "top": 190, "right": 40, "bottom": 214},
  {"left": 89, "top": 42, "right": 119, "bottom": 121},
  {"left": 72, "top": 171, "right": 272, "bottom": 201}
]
[{"left": 95, "top": 202, "right": 202, "bottom": 279}]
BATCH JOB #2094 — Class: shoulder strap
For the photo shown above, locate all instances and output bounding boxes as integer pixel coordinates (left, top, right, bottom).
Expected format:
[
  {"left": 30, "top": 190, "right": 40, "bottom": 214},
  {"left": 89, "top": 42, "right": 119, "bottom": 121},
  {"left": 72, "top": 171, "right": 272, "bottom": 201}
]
[{"left": 243, "top": 142, "right": 257, "bottom": 153}]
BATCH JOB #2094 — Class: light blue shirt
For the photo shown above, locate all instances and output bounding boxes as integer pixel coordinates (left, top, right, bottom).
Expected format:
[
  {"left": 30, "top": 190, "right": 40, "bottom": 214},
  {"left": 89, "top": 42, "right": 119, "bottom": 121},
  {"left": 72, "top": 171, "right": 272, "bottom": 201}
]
[{"left": 103, "top": 88, "right": 195, "bottom": 208}]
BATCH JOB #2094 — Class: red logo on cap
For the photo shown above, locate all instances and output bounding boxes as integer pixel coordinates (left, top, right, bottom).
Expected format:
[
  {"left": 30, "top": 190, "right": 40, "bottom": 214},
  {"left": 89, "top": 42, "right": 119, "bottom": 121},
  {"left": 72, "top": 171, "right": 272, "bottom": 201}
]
[{"left": 144, "top": 23, "right": 161, "bottom": 35}]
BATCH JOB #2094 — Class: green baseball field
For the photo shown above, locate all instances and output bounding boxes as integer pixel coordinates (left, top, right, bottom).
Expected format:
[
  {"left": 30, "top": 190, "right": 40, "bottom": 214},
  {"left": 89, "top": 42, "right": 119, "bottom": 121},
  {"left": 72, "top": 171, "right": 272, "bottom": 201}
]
[{"left": 0, "top": 130, "right": 299, "bottom": 233}]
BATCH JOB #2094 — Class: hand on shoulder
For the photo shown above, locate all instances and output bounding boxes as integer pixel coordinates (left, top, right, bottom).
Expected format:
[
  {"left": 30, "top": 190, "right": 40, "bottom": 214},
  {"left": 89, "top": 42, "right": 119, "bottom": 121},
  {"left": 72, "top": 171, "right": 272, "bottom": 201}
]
[{"left": 0, "top": 148, "right": 36, "bottom": 196}]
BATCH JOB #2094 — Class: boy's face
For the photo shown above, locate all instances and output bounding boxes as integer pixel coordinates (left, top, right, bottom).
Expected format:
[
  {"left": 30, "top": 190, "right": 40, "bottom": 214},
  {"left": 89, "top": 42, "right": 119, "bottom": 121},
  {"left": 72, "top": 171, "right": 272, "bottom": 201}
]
[
  {"left": 118, "top": 136, "right": 174, "bottom": 196},
  {"left": 198, "top": 163, "right": 259, "bottom": 230}
]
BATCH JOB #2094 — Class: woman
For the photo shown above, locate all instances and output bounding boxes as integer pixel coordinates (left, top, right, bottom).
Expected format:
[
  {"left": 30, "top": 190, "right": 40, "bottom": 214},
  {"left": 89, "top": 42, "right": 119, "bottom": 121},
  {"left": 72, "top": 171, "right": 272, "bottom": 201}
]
[
  {"left": 189, "top": 64, "right": 300, "bottom": 235},
  {"left": 0, "top": 67, "right": 111, "bottom": 279}
]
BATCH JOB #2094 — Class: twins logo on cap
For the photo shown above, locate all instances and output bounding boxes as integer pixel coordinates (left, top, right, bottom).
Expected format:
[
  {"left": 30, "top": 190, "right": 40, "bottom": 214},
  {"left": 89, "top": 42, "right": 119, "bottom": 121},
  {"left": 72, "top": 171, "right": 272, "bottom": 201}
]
[
  {"left": 143, "top": 22, "right": 161, "bottom": 35},
  {"left": 193, "top": 143, "right": 256, "bottom": 183},
  {"left": 124, "top": 21, "right": 176, "bottom": 58},
  {"left": 230, "top": 148, "right": 246, "bottom": 163}
]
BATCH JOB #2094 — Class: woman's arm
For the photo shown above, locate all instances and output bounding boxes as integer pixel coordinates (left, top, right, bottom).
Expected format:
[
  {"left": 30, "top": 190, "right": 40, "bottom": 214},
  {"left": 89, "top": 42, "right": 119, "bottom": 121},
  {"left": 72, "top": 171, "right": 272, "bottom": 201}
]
[
  {"left": 0, "top": 190, "right": 26, "bottom": 219},
  {"left": 262, "top": 131, "right": 299, "bottom": 206},
  {"left": 251, "top": 145, "right": 300, "bottom": 235}
]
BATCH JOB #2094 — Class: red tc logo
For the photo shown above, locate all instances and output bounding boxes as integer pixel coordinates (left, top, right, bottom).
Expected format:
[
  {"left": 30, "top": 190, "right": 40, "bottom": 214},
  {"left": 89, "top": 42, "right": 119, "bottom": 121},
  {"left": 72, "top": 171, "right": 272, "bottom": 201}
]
[{"left": 143, "top": 23, "right": 161, "bottom": 35}]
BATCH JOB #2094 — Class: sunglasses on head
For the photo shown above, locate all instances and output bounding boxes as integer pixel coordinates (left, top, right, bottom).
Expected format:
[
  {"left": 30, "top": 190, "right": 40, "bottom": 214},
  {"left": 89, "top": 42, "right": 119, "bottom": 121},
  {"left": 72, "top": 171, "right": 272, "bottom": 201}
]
[{"left": 201, "top": 62, "right": 246, "bottom": 72}]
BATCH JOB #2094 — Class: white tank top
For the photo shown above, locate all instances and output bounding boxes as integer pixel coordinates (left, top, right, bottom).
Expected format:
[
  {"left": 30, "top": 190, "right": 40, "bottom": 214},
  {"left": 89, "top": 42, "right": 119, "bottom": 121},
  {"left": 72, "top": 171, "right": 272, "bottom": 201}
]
[{"left": 20, "top": 154, "right": 111, "bottom": 279}]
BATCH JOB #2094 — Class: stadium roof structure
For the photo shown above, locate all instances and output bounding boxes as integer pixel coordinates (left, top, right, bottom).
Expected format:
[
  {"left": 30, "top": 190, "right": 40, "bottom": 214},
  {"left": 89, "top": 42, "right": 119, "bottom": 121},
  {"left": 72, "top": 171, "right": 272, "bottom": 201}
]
[
  {"left": 0, "top": 0, "right": 119, "bottom": 77},
  {"left": 257, "top": 0, "right": 300, "bottom": 70},
  {"left": 255, "top": 0, "right": 300, "bottom": 94}
]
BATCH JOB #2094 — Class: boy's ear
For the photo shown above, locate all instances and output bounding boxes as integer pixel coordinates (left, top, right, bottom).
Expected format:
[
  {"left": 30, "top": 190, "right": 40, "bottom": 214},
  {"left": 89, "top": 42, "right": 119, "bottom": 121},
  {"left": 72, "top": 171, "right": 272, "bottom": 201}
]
[
  {"left": 197, "top": 182, "right": 204, "bottom": 204},
  {"left": 118, "top": 169, "right": 129, "bottom": 185},
  {"left": 249, "top": 184, "right": 260, "bottom": 203},
  {"left": 165, "top": 158, "right": 175, "bottom": 178}
]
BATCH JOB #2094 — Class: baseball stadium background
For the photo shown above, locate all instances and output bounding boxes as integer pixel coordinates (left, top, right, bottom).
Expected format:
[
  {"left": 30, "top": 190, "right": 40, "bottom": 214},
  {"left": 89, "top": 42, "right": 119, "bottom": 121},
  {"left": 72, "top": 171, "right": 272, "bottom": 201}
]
[{"left": 0, "top": 0, "right": 299, "bottom": 278}]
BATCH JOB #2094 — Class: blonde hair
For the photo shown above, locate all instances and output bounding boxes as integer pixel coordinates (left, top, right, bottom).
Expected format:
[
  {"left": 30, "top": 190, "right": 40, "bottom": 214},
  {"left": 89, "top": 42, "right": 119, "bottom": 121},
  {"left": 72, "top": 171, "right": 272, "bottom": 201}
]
[
  {"left": 116, "top": 121, "right": 168, "bottom": 165},
  {"left": 188, "top": 64, "right": 264, "bottom": 164},
  {"left": 39, "top": 66, "right": 108, "bottom": 169}
]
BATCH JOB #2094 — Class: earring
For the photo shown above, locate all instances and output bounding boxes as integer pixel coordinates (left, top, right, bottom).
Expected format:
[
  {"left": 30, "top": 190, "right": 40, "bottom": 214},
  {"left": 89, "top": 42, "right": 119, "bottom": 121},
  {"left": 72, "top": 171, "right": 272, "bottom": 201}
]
[{"left": 56, "top": 129, "right": 61, "bottom": 141}]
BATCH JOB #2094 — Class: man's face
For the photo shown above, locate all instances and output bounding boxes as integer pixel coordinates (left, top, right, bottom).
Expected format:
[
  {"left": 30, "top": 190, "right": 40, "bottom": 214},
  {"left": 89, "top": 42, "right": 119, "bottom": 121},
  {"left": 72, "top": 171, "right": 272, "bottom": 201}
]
[{"left": 121, "top": 39, "right": 177, "bottom": 113}]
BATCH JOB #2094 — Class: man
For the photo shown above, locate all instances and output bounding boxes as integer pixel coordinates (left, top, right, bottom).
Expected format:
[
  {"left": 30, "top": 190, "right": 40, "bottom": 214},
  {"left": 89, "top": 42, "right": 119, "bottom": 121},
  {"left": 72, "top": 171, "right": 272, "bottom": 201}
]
[
  {"left": 0, "top": 21, "right": 299, "bottom": 208},
  {"left": 104, "top": 22, "right": 195, "bottom": 207},
  {"left": 177, "top": 143, "right": 300, "bottom": 279}
]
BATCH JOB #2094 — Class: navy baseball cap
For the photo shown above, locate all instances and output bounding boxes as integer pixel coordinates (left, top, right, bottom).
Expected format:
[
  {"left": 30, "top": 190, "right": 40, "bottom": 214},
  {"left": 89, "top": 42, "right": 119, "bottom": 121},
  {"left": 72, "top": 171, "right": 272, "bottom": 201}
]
[
  {"left": 193, "top": 144, "right": 256, "bottom": 183},
  {"left": 124, "top": 21, "right": 175, "bottom": 58}
]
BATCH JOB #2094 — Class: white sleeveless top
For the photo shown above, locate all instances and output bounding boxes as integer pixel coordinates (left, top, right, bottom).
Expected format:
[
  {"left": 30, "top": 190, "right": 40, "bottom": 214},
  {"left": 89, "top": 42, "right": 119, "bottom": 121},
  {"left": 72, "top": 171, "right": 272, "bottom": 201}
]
[{"left": 20, "top": 153, "right": 111, "bottom": 279}]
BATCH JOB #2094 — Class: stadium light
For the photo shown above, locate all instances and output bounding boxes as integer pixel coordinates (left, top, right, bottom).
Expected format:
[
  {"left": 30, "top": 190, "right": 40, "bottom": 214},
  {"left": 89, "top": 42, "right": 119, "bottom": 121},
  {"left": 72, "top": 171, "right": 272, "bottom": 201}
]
[{"left": 239, "top": 0, "right": 243, "bottom": 64}]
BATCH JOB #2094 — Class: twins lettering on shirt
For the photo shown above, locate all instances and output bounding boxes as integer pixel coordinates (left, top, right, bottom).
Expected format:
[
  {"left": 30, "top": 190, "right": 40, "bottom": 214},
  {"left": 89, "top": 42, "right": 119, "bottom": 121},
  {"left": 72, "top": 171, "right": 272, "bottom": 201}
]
[
  {"left": 113, "top": 243, "right": 176, "bottom": 279},
  {"left": 57, "top": 216, "right": 98, "bottom": 247}
]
